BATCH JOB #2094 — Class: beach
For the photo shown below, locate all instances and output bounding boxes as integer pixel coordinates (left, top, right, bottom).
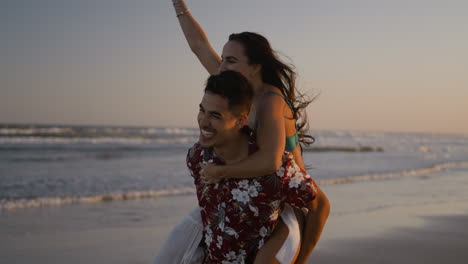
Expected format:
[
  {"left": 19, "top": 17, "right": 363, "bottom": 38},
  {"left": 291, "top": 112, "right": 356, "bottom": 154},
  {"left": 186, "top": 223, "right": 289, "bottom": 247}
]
[
  {"left": 312, "top": 168, "right": 468, "bottom": 264},
  {"left": 2, "top": 166, "right": 468, "bottom": 263},
  {"left": 3, "top": 0, "right": 468, "bottom": 262},
  {"left": 2, "top": 125, "right": 468, "bottom": 263}
]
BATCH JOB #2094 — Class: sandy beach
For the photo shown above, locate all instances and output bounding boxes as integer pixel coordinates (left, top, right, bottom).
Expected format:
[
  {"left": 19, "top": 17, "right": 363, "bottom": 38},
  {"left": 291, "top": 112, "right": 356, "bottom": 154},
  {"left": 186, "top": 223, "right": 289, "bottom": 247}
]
[
  {"left": 314, "top": 206, "right": 468, "bottom": 264},
  {"left": 2, "top": 167, "right": 468, "bottom": 264}
]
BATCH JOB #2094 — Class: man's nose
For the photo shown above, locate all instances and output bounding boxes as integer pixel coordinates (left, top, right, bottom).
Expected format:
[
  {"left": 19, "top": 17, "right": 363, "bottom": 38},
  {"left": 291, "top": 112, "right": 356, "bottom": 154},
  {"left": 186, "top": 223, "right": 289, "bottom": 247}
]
[{"left": 199, "top": 114, "right": 210, "bottom": 127}]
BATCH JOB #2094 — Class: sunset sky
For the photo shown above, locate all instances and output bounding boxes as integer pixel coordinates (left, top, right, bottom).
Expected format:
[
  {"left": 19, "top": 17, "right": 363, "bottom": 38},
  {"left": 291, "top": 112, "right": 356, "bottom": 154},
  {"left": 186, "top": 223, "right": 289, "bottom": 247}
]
[{"left": 2, "top": 0, "right": 467, "bottom": 134}]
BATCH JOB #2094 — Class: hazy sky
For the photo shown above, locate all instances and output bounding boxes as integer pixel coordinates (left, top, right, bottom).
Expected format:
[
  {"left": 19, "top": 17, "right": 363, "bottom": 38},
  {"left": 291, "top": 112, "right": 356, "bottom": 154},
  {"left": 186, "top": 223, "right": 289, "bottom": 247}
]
[{"left": 2, "top": 0, "right": 467, "bottom": 134}]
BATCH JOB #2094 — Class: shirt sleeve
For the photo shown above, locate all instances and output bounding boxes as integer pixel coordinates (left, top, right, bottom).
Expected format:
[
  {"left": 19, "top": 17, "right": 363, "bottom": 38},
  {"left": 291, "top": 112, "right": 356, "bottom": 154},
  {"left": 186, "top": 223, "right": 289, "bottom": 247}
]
[
  {"left": 281, "top": 155, "right": 317, "bottom": 208},
  {"left": 186, "top": 143, "right": 202, "bottom": 181}
]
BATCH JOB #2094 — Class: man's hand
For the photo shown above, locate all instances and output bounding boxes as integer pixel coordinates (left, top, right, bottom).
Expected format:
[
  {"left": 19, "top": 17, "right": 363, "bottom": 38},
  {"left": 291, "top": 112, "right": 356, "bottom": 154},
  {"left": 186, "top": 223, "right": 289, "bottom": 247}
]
[{"left": 200, "top": 163, "right": 224, "bottom": 184}]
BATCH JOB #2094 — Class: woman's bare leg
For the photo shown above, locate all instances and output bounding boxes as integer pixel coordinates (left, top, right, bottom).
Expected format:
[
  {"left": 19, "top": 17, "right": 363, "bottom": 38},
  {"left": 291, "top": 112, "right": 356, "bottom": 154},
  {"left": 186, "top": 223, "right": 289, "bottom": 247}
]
[
  {"left": 254, "top": 218, "right": 286, "bottom": 264},
  {"left": 254, "top": 206, "right": 305, "bottom": 264}
]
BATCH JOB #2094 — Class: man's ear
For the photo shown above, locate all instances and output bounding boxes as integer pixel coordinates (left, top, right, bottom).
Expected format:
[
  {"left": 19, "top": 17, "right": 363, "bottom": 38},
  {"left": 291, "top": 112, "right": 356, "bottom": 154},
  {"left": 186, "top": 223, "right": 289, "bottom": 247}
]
[{"left": 236, "top": 113, "right": 248, "bottom": 128}]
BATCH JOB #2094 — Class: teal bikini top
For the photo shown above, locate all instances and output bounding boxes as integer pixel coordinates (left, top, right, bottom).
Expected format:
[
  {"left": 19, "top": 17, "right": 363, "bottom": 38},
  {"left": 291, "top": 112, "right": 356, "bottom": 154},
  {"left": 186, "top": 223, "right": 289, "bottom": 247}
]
[{"left": 255, "top": 90, "right": 299, "bottom": 151}]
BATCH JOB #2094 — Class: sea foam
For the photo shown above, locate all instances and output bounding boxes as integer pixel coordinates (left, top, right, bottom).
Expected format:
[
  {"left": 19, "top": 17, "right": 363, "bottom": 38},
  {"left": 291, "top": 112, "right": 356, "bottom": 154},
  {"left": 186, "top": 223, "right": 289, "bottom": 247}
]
[{"left": 2, "top": 161, "right": 468, "bottom": 211}]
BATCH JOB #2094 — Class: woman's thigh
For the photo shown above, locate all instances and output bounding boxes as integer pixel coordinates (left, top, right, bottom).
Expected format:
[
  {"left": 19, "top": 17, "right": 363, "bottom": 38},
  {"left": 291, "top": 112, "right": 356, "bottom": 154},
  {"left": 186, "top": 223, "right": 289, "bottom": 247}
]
[
  {"left": 254, "top": 218, "right": 287, "bottom": 264},
  {"left": 254, "top": 206, "right": 305, "bottom": 264}
]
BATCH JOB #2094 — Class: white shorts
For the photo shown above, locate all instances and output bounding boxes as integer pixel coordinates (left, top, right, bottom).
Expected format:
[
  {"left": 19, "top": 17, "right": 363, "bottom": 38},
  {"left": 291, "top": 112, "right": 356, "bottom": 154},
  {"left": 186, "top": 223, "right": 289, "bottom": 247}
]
[
  {"left": 152, "top": 207, "right": 204, "bottom": 264},
  {"left": 275, "top": 204, "right": 301, "bottom": 263},
  {"left": 152, "top": 205, "right": 300, "bottom": 264}
]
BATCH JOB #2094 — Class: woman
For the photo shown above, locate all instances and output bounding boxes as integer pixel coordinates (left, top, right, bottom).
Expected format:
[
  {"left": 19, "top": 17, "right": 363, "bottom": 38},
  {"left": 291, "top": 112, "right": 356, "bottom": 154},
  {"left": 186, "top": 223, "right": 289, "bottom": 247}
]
[{"left": 155, "top": 1, "right": 330, "bottom": 263}]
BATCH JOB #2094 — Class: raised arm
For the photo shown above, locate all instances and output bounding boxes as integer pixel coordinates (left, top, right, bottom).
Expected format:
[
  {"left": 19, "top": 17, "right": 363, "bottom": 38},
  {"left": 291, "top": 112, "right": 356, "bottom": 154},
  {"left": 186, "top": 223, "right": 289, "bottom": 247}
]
[{"left": 172, "top": 0, "right": 221, "bottom": 74}]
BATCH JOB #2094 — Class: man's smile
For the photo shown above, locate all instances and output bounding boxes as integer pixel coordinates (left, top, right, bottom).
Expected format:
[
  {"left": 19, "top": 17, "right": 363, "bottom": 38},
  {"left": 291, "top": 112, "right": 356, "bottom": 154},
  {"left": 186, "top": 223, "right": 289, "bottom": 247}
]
[{"left": 201, "top": 129, "right": 215, "bottom": 139}]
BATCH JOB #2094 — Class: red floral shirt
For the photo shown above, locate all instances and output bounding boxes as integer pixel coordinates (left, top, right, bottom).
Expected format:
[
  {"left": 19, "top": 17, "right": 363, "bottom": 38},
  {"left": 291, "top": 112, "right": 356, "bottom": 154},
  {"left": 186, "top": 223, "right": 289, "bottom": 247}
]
[{"left": 186, "top": 128, "right": 318, "bottom": 263}]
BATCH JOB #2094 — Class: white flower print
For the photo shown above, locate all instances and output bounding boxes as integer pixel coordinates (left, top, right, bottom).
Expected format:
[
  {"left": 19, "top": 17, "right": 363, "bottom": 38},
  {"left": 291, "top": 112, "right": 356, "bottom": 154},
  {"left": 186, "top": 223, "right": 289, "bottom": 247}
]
[
  {"left": 238, "top": 180, "right": 249, "bottom": 189},
  {"left": 231, "top": 188, "right": 242, "bottom": 201},
  {"left": 276, "top": 166, "right": 285, "bottom": 177},
  {"left": 225, "top": 251, "right": 237, "bottom": 260},
  {"left": 271, "top": 200, "right": 280, "bottom": 209},
  {"left": 216, "top": 235, "right": 223, "bottom": 249},
  {"left": 269, "top": 210, "right": 279, "bottom": 221},
  {"left": 221, "top": 250, "right": 246, "bottom": 264},
  {"left": 239, "top": 190, "right": 251, "bottom": 204},
  {"left": 287, "top": 165, "right": 297, "bottom": 177},
  {"left": 236, "top": 250, "right": 247, "bottom": 263},
  {"left": 205, "top": 226, "right": 213, "bottom": 235},
  {"left": 295, "top": 170, "right": 304, "bottom": 178},
  {"left": 289, "top": 175, "right": 304, "bottom": 188},
  {"left": 249, "top": 204, "right": 259, "bottom": 216},
  {"left": 258, "top": 238, "right": 265, "bottom": 249},
  {"left": 222, "top": 250, "right": 246, "bottom": 264},
  {"left": 293, "top": 162, "right": 301, "bottom": 172},
  {"left": 233, "top": 188, "right": 250, "bottom": 204},
  {"left": 253, "top": 180, "right": 261, "bottom": 187},
  {"left": 259, "top": 226, "right": 268, "bottom": 237},
  {"left": 204, "top": 232, "right": 212, "bottom": 246},
  {"left": 225, "top": 226, "right": 239, "bottom": 239},
  {"left": 247, "top": 185, "right": 258, "bottom": 197}
]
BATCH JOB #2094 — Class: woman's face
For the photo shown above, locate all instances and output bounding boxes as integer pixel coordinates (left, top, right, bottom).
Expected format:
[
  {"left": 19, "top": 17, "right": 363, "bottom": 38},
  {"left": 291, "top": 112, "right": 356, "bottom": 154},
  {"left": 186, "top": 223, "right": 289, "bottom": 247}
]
[{"left": 219, "top": 41, "right": 260, "bottom": 82}]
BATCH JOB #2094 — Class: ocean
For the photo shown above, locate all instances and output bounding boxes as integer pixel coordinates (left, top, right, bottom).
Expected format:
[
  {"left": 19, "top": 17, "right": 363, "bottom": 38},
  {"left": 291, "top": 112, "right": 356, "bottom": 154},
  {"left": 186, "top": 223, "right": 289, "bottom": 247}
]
[{"left": 1, "top": 123, "right": 468, "bottom": 211}]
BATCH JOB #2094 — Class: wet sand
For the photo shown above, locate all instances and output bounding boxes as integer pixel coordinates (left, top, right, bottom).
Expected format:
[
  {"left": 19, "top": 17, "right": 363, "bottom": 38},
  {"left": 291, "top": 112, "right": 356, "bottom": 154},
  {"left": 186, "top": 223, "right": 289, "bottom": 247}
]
[
  {"left": 312, "top": 201, "right": 468, "bottom": 264},
  {"left": 2, "top": 168, "right": 468, "bottom": 264}
]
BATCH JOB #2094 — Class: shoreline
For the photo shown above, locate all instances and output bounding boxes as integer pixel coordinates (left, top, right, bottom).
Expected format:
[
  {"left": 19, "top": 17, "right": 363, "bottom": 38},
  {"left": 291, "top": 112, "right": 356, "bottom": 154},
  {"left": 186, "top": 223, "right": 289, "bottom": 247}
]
[
  {"left": 3, "top": 160, "right": 468, "bottom": 212},
  {"left": 1, "top": 168, "right": 468, "bottom": 263}
]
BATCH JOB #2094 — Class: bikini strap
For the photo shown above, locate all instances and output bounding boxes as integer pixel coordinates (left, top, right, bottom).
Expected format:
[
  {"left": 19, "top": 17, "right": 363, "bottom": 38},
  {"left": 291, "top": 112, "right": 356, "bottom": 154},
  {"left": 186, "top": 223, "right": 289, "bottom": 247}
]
[
  {"left": 265, "top": 90, "right": 300, "bottom": 151},
  {"left": 265, "top": 90, "right": 295, "bottom": 112}
]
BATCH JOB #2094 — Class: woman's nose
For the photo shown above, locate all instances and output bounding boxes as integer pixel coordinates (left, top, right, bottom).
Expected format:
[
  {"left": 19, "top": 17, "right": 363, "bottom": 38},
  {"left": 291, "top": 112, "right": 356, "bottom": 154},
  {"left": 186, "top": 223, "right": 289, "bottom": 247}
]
[{"left": 219, "top": 62, "right": 227, "bottom": 73}]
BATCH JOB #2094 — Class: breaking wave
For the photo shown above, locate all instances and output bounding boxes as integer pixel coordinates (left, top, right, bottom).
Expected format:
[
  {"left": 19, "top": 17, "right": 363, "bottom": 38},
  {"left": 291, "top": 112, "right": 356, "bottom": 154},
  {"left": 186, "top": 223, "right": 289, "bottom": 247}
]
[{"left": 2, "top": 161, "right": 468, "bottom": 211}]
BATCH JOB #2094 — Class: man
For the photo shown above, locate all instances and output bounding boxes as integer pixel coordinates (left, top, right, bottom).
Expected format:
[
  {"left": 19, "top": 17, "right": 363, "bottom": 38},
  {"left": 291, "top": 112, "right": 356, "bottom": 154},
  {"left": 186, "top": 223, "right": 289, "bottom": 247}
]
[{"left": 187, "top": 71, "right": 327, "bottom": 263}]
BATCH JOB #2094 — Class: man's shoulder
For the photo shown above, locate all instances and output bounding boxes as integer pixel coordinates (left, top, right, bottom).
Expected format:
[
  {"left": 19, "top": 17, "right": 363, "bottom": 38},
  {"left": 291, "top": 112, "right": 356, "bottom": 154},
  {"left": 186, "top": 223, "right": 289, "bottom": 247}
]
[
  {"left": 187, "top": 142, "right": 203, "bottom": 163},
  {"left": 187, "top": 142, "right": 217, "bottom": 163}
]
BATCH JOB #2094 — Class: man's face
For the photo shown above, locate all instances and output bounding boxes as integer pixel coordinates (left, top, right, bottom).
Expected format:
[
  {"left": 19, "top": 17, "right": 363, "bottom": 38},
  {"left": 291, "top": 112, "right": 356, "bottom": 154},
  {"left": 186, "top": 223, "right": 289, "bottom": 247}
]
[{"left": 197, "top": 92, "right": 243, "bottom": 148}]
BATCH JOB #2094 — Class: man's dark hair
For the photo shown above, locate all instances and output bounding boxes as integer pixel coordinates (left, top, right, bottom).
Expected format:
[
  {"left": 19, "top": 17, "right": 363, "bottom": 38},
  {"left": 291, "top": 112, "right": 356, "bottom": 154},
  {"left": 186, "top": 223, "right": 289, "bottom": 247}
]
[{"left": 204, "top": 70, "right": 254, "bottom": 114}]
